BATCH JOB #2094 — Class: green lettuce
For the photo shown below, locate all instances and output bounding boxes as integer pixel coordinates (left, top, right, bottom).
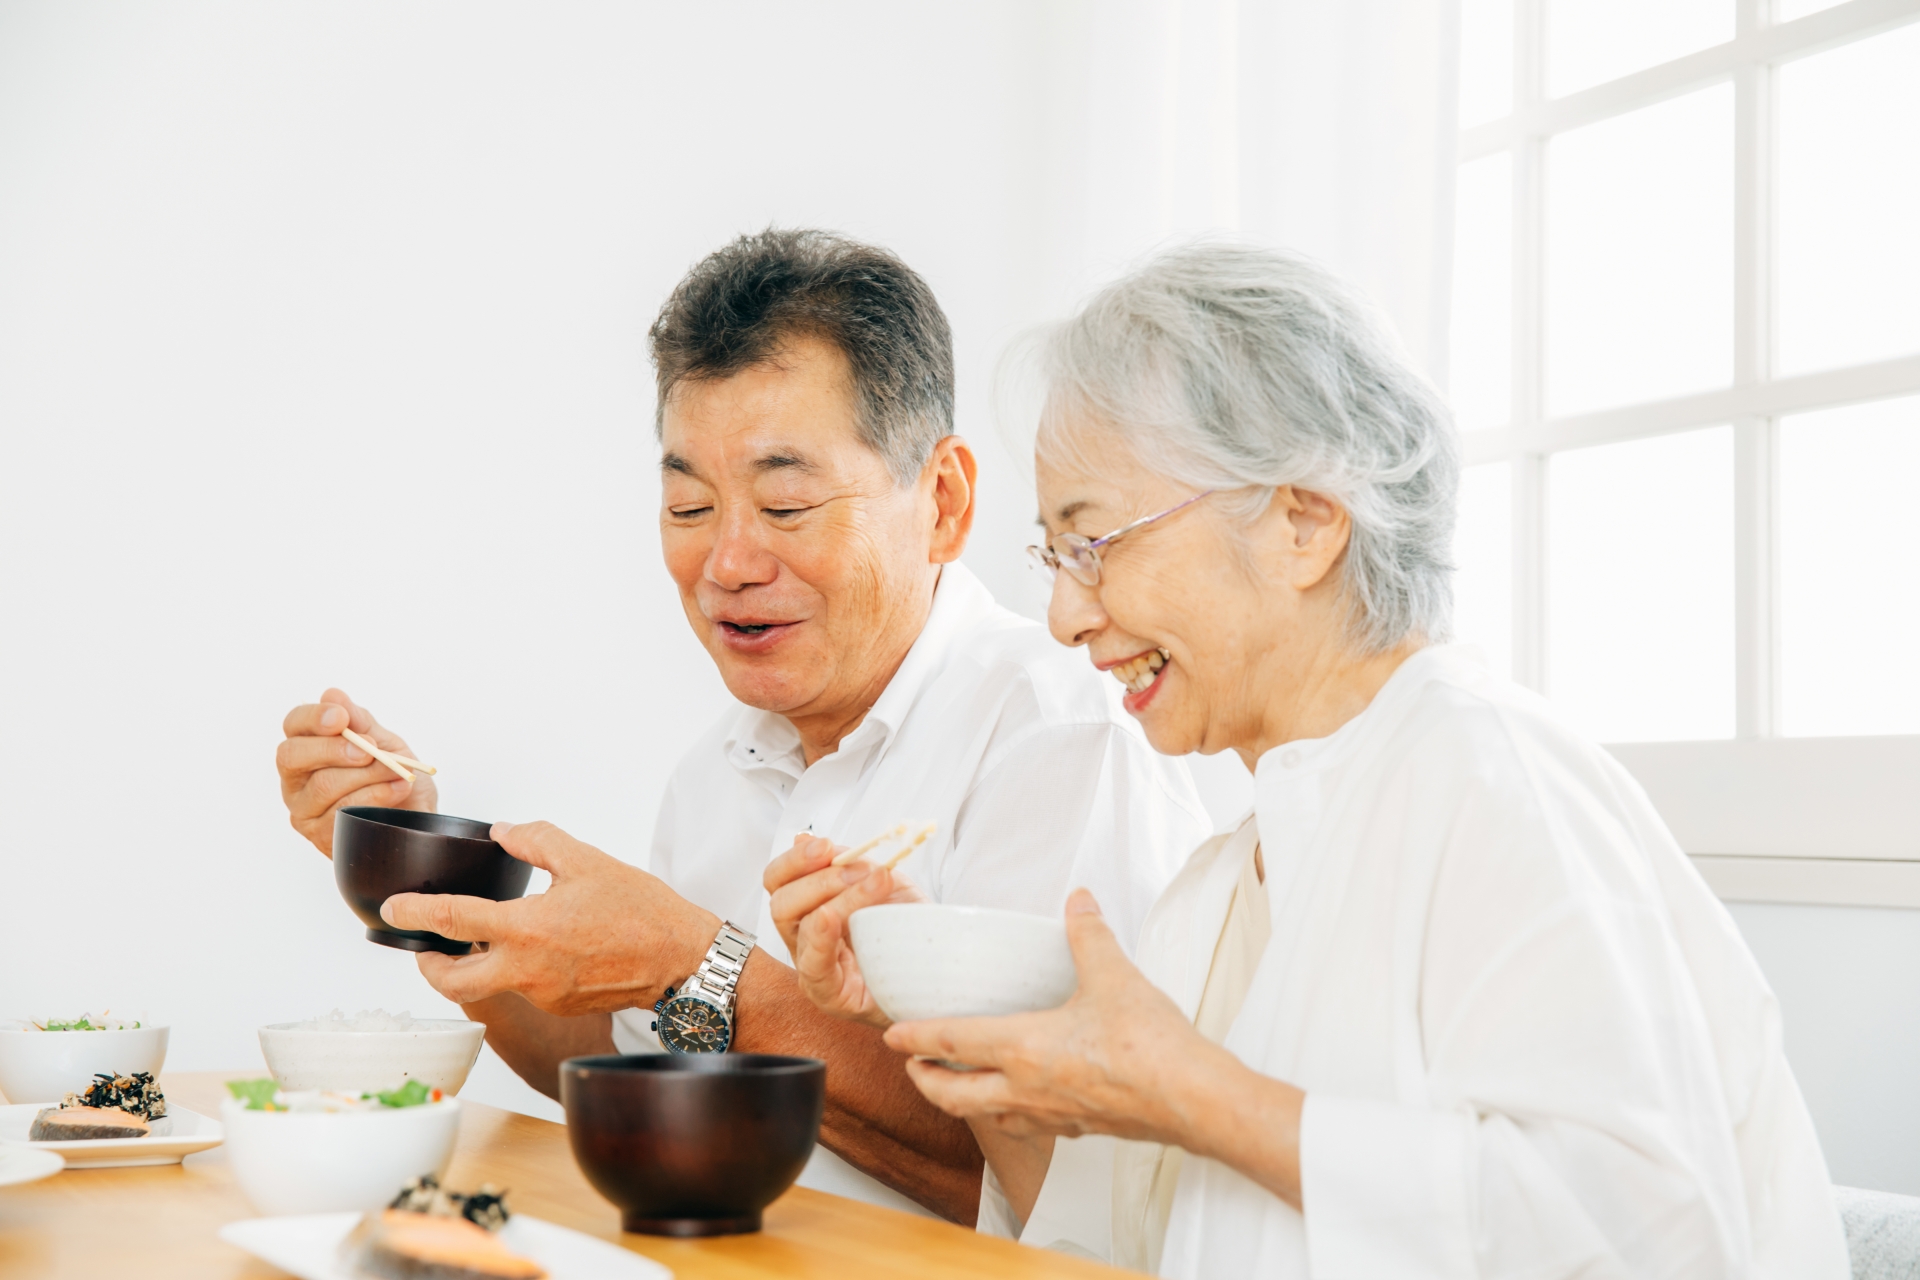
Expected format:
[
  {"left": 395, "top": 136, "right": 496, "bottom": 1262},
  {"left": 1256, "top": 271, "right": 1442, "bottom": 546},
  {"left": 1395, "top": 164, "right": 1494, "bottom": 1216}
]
[
  {"left": 368, "top": 1079, "right": 433, "bottom": 1108},
  {"left": 225, "top": 1078, "right": 282, "bottom": 1110}
]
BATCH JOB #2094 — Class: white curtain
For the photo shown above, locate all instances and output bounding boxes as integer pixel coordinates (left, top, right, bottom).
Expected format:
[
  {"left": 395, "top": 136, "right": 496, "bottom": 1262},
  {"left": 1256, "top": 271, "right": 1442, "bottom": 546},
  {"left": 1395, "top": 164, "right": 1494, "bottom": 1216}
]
[{"left": 1033, "top": 0, "right": 1462, "bottom": 383}]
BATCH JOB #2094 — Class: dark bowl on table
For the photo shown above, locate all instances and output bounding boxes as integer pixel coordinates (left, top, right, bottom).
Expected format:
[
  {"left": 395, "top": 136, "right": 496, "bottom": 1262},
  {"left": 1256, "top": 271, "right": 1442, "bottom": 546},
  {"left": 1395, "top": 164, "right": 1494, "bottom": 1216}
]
[
  {"left": 561, "top": 1053, "right": 826, "bottom": 1237},
  {"left": 333, "top": 806, "right": 532, "bottom": 956}
]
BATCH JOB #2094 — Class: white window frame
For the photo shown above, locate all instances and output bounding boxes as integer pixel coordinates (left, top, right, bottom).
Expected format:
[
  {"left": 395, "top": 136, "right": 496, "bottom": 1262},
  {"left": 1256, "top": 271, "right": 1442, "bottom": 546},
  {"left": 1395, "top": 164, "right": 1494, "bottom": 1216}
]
[{"left": 1457, "top": 0, "right": 1920, "bottom": 906}]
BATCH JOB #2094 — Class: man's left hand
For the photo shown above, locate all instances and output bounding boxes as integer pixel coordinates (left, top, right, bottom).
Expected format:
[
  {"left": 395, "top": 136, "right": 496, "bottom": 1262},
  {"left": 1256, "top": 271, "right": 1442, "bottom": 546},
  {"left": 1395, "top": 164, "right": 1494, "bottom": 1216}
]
[{"left": 380, "top": 820, "right": 719, "bottom": 1015}]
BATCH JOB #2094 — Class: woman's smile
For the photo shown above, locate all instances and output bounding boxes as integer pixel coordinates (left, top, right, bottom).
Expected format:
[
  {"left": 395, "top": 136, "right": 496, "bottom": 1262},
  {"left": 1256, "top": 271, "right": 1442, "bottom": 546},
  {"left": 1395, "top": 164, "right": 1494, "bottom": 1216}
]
[{"left": 1104, "top": 646, "right": 1173, "bottom": 712}]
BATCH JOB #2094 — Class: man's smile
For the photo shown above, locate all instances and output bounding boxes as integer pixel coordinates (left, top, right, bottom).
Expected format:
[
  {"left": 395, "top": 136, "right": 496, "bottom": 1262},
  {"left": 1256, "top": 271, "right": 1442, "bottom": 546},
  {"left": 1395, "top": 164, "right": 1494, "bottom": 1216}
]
[{"left": 713, "top": 616, "right": 805, "bottom": 653}]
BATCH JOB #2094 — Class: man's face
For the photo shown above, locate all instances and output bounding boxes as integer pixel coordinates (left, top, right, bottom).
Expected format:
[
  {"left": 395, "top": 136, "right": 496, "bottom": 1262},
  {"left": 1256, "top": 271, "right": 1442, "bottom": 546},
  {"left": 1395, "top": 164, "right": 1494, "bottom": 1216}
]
[{"left": 659, "top": 336, "right": 941, "bottom": 727}]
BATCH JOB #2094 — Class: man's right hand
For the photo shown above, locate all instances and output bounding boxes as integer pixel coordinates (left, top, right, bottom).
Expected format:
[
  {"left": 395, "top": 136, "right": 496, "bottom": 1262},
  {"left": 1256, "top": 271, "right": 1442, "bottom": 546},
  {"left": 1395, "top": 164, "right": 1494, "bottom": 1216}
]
[
  {"left": 277, "top": 688, "right": 438, "bottom": 857},
  {"left": 764, "top": 834, "right": 923, "bottom": 1029}
]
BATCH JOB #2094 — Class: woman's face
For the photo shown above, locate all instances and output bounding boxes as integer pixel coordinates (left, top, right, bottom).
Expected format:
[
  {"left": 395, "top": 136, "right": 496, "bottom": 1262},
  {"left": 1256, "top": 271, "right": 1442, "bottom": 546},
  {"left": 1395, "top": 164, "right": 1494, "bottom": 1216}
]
[{"left": 1036, "top": 433, "right": 1269, "bottom": 759}]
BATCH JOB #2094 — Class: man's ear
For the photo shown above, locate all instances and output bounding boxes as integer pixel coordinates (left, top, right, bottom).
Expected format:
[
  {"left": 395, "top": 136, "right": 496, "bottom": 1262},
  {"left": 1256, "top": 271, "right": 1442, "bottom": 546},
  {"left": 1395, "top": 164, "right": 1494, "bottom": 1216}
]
[{"left": 926, "top": 436, "right": 977, "bottom": 565}]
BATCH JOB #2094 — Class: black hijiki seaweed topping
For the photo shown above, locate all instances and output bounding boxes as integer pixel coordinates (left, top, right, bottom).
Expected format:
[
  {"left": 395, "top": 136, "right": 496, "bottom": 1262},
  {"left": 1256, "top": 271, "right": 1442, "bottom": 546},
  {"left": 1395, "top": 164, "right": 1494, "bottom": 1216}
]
[
  {"left": 388, "top": 1174, "right": 512, "bottom": 1232},
  {"left": 62, "top": 1071, "right": 168, "bottom": 1121}
]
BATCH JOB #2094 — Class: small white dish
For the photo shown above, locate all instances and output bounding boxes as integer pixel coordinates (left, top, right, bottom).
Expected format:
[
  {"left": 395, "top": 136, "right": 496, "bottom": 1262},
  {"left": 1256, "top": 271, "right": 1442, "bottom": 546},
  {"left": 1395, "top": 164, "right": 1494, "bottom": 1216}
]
[
  {"left": 259, "top": 1019, "right": 486, "bottom": 1095},
  {"left": 0, "top": 1025, "right": 169, "bottom": 1104},
  {"left": 0, "top": 1144, "right": 64, "bottom": 1187},
  {"left": 0, "top": 1103, "right": 222, "bottom": 1168},
  {"left": 850, "top": 903, "right": 1078, "bottom": 1023},
  {"left": 219, "top": 1211, "right": 672, "bottom": 1280},
  {"left": 223, "top": 1096, "right": 461, "bottom": 1216}
]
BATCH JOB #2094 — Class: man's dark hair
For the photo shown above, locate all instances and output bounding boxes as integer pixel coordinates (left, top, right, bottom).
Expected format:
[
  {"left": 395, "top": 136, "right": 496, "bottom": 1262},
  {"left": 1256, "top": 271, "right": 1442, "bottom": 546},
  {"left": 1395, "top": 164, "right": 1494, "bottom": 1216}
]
[{"left": 648, "top": 228, "right": 955, "bottom": 485}]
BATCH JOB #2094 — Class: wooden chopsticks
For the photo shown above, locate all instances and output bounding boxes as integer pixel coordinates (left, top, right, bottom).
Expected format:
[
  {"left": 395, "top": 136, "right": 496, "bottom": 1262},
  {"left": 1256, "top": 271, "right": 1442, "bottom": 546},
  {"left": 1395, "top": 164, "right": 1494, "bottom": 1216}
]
[
  {"left": 341, "top": 726, "right": 437, "bottom": 782},
  {"left": 830, "top": 821, "right": 936, "bottom": 871}
]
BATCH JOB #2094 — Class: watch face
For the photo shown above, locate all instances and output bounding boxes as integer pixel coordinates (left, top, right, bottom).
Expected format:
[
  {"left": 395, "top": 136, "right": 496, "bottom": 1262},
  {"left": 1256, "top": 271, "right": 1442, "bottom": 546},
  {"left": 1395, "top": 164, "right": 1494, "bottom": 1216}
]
[{"left": 657, "top": 995, "right": 731, "bottom": 1053}]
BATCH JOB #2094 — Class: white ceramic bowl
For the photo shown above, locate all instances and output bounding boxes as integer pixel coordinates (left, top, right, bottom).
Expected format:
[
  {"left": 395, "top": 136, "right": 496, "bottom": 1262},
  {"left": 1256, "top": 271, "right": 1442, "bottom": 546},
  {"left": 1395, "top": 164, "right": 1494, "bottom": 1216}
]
[
  {"left": 221, "top": 1096, "right": 461, "bottom": 1216},
  {"left": 258, "top": 1020, "right": 485, "bottom": 1095},
  {"left": 0, "top": 1025, "right": 169, "bottom": 1104},
  {"left": 849, "top": 904, "right": 1078, "bottom": 1023}
]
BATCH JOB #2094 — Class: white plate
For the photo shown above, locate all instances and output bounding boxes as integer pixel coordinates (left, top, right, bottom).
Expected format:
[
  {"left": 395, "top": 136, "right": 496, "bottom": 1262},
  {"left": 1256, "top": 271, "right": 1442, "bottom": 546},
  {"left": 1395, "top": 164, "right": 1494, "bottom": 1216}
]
[
  {"left": 0, "top": 1144, "right": 64, "bottom": 1187},
  {"left": 0, "top": 1103, "right": 223, "bottom": 1168},
  {"left": 220, "top": 1211, "right": 673, "bottom": 1280}
]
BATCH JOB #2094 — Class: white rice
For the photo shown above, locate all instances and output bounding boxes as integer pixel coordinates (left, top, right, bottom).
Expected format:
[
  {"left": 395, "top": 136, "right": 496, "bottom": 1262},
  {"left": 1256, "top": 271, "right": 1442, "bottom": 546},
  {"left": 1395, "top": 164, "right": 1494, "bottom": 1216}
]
[{"left": 288, "top": 1009, "right": 451, "bottom": 1033}]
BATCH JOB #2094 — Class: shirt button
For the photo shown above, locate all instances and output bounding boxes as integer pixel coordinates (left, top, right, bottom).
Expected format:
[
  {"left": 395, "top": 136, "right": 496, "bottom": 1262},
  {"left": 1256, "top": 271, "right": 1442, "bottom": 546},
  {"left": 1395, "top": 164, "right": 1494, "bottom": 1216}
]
[{"left": 1282, "top": 750, "right": 1302, "bottom": 768}]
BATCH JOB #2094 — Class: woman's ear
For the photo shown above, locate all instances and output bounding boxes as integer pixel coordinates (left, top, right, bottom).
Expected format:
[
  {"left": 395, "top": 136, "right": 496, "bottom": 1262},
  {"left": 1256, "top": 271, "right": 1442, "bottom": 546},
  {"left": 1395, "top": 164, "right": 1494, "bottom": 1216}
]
[
  {"left": 1271, "top": 485, "right": 1350, "bottom": 590},
  {"left": 926, "top": 436, "right": 978, "bottom": 564}
]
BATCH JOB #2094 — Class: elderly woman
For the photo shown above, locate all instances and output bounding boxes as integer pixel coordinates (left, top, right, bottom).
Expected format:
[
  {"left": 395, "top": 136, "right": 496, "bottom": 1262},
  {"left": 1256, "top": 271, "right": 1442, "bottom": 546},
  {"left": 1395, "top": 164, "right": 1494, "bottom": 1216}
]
[{"left": 763, "top": 243, "right": 1846, "bottom": 1277}]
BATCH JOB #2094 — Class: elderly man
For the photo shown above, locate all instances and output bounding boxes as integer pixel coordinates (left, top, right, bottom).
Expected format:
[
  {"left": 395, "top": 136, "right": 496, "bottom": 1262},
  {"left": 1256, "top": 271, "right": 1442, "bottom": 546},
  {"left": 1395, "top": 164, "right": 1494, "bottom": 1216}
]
[{"left": 274, "top": 228, "right": 1209, "bottom": 1224}]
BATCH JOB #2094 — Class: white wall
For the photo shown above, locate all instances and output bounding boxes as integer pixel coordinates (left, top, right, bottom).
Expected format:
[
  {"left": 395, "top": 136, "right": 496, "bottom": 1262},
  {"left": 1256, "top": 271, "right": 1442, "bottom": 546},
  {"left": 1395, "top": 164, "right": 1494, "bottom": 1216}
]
[
  {"left": 0, "top": 0, "right": 1083, "bottom": 1118},
  {"left": 1728, "top": 903, "right": 1920, "bottom": 1194}
]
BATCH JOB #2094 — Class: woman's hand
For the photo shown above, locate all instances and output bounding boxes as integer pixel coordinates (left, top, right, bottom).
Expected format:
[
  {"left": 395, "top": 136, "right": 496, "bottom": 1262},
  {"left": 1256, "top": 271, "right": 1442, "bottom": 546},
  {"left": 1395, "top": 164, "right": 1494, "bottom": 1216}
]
[
  {"left": 882, "top": 889, "right": 1208, "bottom": 1142},
  {"left": 882, "top": 889, "right": 1306, "bottom": 1207},
  {"left": 763, "top": 834, "right": 925, "bottom": 1029}
]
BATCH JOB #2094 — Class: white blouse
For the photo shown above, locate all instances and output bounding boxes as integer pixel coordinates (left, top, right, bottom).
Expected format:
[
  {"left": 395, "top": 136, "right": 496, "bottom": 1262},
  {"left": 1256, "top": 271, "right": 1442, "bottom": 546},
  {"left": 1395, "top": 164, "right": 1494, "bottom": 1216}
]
[{"left": 1008, "top": 645, "right": 1848, "bottom": 1279}]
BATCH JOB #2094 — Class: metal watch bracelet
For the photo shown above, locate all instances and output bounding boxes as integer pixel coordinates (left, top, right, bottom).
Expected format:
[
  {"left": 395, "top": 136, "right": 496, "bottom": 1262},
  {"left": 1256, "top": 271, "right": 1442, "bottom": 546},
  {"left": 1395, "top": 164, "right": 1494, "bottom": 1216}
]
[{"left": 687, "top": 920, "right": 755, "bottom": 1010}]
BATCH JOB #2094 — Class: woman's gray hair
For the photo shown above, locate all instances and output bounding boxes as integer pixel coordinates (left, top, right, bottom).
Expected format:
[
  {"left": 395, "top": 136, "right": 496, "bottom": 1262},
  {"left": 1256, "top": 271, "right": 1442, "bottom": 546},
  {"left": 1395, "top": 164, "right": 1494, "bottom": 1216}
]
[{"left": 1034, "top": 241, "right": 1459, "bottom": 654}]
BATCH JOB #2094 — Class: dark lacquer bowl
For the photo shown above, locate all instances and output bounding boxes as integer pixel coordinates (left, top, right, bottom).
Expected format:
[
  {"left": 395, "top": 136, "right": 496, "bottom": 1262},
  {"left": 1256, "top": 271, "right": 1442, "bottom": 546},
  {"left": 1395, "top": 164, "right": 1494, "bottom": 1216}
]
[
  {"left": 561, "top": 1053, "right": 826, "bottom": 1237},
  {"left": 333, "top": 806, "right": 532, "bottom": 955}
]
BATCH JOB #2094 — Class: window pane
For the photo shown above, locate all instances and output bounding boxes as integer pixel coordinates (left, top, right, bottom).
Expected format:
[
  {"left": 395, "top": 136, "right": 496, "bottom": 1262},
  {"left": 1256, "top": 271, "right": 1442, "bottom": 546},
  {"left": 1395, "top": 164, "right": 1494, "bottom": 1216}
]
[
  {"left": 1546, "top": 84, "right": 1733, "bottom": 417},
  {"left": 1450, "top": 153, "right": 1512, "bottom": 430},
  {"left": 1780, "top": 395, "right": 1920, "bottom": 736},
  {"left": 1549, "top": 427, "right": 1734, "bottom": 742},
  {"left": 1548, "top": 0, "right": 1732, "bottom": 97},
  {"left": 1777, "top": 24, "right": 1920, "bottom": 375},
  {"left": 1453, "top": 461, "right": 1513, "bottom": 679},
  {"left": 1460, "top": 0, "right": 1514, "bottom": 127}
]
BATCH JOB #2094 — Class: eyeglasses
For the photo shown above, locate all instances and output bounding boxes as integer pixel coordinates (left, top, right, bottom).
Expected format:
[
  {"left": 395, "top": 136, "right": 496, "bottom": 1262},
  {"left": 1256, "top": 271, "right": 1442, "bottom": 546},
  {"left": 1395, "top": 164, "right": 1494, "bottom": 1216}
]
[{"left": 1026, "top": 491, "right": 1214, "bottom": 587}]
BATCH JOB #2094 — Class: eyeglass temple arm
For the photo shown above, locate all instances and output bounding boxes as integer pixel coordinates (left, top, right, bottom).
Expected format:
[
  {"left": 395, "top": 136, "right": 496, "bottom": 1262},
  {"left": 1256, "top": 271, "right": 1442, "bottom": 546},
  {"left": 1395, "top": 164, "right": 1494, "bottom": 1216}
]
[{"left": 1088, "top": 490, "right": 1215, "bottom": 550}]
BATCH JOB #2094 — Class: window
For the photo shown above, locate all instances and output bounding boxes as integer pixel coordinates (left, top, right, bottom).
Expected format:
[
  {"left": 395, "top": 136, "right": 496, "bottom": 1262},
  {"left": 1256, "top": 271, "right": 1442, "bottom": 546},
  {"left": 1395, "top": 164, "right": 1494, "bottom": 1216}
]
[{"left": 1450, "top": 0, "right": 1920, "bottom": 904}]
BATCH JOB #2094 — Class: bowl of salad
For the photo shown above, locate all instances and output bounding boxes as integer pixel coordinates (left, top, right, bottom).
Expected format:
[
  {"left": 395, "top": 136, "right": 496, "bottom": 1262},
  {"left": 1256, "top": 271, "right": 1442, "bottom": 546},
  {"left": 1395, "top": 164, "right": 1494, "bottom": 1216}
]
[
  {"left": 0, "top": 1015, "right": 168, "bottom": 1105},
  {"left": 222, "top": 1078, "right": 461, "bottom": 1215}
]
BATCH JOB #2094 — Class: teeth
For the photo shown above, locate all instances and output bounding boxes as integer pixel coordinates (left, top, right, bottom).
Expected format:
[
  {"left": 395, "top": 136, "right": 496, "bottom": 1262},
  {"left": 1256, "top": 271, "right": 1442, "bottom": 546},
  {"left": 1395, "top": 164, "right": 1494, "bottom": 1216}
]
[{"left": 1111, "top": 649, "right": 1170, "bottom": 696}]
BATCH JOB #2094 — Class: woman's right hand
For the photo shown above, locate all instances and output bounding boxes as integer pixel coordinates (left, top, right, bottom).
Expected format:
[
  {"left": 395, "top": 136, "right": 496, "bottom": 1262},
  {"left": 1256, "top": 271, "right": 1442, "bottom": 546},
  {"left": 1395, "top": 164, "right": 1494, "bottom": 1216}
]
[{"left": 763, "top": 834, "right": 923, "bottom": 1028}]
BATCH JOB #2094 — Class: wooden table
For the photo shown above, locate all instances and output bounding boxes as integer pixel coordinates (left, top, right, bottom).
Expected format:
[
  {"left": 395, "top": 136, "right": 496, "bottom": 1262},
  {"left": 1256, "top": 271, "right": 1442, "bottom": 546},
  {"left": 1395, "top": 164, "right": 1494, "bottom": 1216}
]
[{"left": 0, "top": 1073, "right": 1128, "bottom": 1279}]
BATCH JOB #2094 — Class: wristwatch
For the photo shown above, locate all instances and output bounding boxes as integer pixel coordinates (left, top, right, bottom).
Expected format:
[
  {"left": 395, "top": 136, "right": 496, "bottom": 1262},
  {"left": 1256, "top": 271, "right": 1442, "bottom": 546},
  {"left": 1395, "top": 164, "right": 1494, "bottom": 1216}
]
[{"left": 652, "top": 921, "right": 756, "bottom": 1054}]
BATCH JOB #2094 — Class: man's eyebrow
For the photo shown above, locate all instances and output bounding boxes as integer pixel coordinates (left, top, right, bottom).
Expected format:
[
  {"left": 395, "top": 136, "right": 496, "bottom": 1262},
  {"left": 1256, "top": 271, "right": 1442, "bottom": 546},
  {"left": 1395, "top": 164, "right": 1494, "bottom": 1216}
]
[
  {"left": 660, "top": 451, "right": 697, "bottom": 476},
  {"left": 753, "top": 451, "right": 820, "bottom": 475}
]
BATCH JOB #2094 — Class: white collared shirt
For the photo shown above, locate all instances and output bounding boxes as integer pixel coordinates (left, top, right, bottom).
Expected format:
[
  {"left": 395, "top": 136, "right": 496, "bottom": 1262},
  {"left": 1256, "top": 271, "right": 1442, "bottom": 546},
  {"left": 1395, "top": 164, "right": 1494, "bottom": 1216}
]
[{"left": 610, "top": 562, "right": 1211, "bottom": 1216}]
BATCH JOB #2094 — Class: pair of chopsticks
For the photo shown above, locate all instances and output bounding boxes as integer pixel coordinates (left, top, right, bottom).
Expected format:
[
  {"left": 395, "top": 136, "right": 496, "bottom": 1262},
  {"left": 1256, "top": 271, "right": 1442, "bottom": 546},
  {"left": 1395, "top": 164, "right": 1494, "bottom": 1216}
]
[
  {"left": 830, "top": 822, "right": 936, "bottom": 872},
  {"left": 341, "top": 726, "right": 437, "bottom": 782}
]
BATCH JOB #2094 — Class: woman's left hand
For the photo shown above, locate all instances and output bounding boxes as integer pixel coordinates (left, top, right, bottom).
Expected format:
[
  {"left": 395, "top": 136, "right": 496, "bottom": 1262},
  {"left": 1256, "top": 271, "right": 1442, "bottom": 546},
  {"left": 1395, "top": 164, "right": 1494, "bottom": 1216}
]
[{"left": 884, "top": 889, "right": 1235, "bottom": 1146}]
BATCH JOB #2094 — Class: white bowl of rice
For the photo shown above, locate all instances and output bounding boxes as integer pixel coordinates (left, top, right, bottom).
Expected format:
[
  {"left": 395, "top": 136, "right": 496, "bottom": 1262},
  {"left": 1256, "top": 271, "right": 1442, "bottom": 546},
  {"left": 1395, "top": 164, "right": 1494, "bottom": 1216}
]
[
  {"left": 258, "top": 1011, "right": 486, "bottom": 1096},
  {"left": 850, "top": 904, "right": 1078, "bottom": 1023}
]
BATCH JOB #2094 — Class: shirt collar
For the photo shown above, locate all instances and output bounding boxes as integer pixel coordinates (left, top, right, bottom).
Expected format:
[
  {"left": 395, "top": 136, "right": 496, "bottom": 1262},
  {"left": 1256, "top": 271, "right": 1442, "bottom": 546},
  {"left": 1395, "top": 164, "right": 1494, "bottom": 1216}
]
[
  {"left": 857, "top": 562, "right": 994, "bottom": 745},
  {"left": 1252, "top": 643, "right": 1470, "bottom": 781},
  {"left": 722, "top": 562, "right": 998, "bottom": 778}
]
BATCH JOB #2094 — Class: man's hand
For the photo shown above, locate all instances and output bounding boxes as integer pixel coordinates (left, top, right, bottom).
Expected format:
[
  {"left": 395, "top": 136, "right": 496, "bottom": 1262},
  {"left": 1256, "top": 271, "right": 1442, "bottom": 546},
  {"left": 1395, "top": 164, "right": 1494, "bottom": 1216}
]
[
  {"left": 764, "top": 834, "right": 924, "bottom": 1029},
  {"left": 381, "top": 820, "right": 718, "bottom": 1016},
  {"left": 277, "top": 688, "right": 438, "bottom": 857}
]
